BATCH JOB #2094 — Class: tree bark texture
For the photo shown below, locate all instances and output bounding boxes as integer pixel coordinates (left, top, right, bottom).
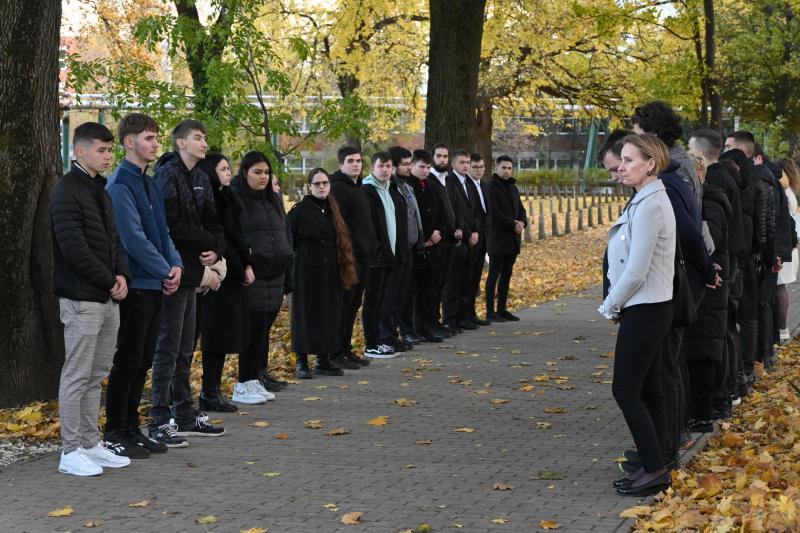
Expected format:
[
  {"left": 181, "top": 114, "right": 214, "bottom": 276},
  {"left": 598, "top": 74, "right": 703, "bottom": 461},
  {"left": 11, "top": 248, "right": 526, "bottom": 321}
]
[
  {"left": 0, "top": 1, "right": 64, "bottom": 407},
  {"left": 704, "top": 0, "right": 722, "bottom": 131},
  {"left": 424, "top": 0, "right": 487, "bottom": 152},
  {"left": 474, "top": 98, "right": 494, "bottom": 165}
]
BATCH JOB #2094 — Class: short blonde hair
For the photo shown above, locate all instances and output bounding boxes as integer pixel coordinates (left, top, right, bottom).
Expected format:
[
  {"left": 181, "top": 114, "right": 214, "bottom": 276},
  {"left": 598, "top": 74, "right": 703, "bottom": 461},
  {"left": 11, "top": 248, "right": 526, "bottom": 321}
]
[{"left": 622, "top": 133, "right": 670, "bottom": 175}]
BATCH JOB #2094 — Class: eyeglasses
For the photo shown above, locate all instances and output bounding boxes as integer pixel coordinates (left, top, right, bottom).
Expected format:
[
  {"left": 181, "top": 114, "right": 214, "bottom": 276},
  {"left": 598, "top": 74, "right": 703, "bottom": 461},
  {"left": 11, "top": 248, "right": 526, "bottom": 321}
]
[{"left": 310, "top": 181, "right": 330, "bottom": 187}]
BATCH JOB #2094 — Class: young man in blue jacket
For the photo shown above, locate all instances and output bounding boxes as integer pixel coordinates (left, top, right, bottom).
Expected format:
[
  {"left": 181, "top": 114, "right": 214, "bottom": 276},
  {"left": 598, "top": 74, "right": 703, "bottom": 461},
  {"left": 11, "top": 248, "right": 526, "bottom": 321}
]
[{"left": 105, "top": 113, "right": 185, "bottom": 453}]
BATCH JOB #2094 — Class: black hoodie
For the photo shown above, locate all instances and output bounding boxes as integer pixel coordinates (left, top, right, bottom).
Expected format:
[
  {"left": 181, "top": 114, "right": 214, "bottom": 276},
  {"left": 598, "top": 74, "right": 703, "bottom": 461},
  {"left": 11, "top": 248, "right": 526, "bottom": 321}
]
[{"left": 329, "top": 170, "right": 377, "bottom": 263}]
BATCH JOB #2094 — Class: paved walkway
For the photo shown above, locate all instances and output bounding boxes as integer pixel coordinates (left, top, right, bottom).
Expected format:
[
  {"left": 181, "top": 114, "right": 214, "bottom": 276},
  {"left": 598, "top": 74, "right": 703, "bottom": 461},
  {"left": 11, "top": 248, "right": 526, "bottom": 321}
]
[{"left": 3, "top": 283, "right": 800, "bottom": 532}]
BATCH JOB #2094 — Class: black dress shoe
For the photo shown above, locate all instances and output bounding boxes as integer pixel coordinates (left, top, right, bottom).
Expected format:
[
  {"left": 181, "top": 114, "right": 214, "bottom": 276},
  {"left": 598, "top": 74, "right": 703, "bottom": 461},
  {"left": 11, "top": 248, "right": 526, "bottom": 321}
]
[
  {"left": 498, "top": 310, "right": 520, "bottom": 321},
  {"left": 470, "top": 317, "right": 492, "bottom": 326},
  {"left": 486, "top": 312, "right": 506, "bottom": 322},
  {"left": 616, "top": 472, "right": 671, "bottom": 497},
  {"left": 687, "top": 419, "right": 714, "bottom": 433},
  {"left": 259, "top": 369, "right": 288, "bottom": 387},
  {"left": 613, "top": 477, "right": 634, "bottom": 489},
  {"left": 442, "top": 324, "right": 460, "bottom": 335},
  {"left": 432, "top": 325, "right": 453, "bottom": 338},
  {"left": 199, "top": 390, "right": 238, "bottom": 413},
  {"left": 330, "top": 353, "right": 360, "bottom": 370},
  {"left": 619, "top": 459, "right": 640, "bottom": 476},
  {"left": 295, "top": 362, "right": 313, "bottom": 379},
  {"left": 345, "top": 351, "right": 371, "bottom": 367},
  {"left": 402, "top": 334, "right": 424, "bottom": 345},
  {"left": 457, "top": 321, "right": 478, "bottom": 330},
  {"left": 421, "top": 331, "right": 443, "bottom": 343},
  {"left": 315, "top": 355, "right": 344, "bottom": 376},
  {"left": 623, "top": 450, "right": 639, "bottom": 462}
]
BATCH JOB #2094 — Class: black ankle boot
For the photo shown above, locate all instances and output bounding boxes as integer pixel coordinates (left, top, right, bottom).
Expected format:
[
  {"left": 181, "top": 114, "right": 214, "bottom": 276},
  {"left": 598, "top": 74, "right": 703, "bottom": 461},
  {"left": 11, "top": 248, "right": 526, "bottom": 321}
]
[
  {"left": 295, "top": 354, "right": 313, "bottom": 379},
  {"left": 199, "top": 389, "right": 238, "bottom": 413}
]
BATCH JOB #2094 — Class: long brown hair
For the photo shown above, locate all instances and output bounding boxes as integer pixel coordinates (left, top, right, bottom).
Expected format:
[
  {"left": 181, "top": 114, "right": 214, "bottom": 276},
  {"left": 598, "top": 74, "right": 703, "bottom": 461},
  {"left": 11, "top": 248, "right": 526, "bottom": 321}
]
[
  {"left": 778, "top": 158, "right": 800, "bottom": 195},
  {"left": 308, "top": 168, "right": 358, "bottom": 290}
]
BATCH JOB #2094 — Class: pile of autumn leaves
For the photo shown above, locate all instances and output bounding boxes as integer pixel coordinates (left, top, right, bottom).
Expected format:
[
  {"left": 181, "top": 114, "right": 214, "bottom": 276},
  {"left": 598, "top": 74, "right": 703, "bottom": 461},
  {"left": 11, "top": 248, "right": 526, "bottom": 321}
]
[{"left": 623, "top": 343, "right": 800, "bottom": 531}]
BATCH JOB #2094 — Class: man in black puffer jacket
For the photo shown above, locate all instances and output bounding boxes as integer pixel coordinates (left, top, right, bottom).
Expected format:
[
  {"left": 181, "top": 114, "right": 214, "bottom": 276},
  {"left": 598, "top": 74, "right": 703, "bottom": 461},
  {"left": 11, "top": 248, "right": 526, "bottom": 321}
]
[
  {"left": 150, "top": 119, "right": 225, "bottom": 443},
  {"left": 51, "top": 122, "right": 131, "bottom": 476},
  {"left": 329, "top": 146, "right": 378, "bottom": 369}
]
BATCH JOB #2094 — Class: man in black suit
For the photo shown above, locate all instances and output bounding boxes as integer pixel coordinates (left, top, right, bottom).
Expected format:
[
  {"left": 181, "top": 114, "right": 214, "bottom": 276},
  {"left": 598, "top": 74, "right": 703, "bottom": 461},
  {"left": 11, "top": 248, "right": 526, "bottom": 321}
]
[{"left": 464, "top": 153, "right": 492, "bottom": 326}]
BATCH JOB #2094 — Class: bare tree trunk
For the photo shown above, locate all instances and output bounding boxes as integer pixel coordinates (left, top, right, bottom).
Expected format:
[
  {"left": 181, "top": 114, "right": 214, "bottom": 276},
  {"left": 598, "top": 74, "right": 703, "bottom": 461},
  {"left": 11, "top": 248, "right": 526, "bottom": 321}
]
[
  {"left": 691, "top": 15, "right": 709, "bottom": 127},
  {"left": 0, "top": 0, "right": 64, "bottom": 407},
  {"left": 424, "top": 0, "right": 487, "bottom": 151},
  {"left": 474, "top": 98, "right": 493, "bottom": 164},
  {"left": 704, "top": 0, "right": 722, "bottom": 131}
]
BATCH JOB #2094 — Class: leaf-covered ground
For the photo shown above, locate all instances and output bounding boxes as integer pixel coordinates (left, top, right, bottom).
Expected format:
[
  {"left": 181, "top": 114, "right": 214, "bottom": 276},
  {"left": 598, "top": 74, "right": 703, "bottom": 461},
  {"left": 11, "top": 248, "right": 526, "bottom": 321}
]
[{"left": 624, "top": 342, "right": 800, "bottom": 531}]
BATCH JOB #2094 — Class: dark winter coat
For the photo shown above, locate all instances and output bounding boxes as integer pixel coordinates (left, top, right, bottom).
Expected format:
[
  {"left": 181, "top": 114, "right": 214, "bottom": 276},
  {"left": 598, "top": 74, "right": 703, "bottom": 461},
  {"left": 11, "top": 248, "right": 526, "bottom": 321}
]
[
  {"left": 154, "top": 152, "right": 224, "bottom": 287},
  {"left": 362, "top": 178, "right": 408, "bottom": 268},
  {"left": 705, "top": 163, "right": 746, "bottom": 259},
  {"left": 660, "top": 161, "right": 715, "bottom": 308},
  {"left": 752, "top": 163, "right": 777, "bottom": 266},
  {"left": 51, "top": 163, "right": 131, "bottom": 302},
  {"left": 759, "top": 164, "right": 796, "bottom": 262},
  {"left": 288, "top": 195, "right": 343, "bottom": 354},
  {"left": 427, "top": 173, "right": 458, "bottom": 245},
  {"left": 720, "top": 149, "right": 755, "bottom": 256},
  {"left": 407, "top": 174, "right": 452, "bottom": 268},
  {"left": 330, "top": 170, "right": 377, "bottom": 264},
  {"left": 682, "top": 183, "right": 731, "bottom": 362},
  {"left": 487, "top": 174, "right": 528, "bottom": 256},
  {"left": 201, "top": 184, "right": 250, "bottom": 353},
  {"left": 236, "top": 177, "right": 293, "bottom": 313},
  {"left": 446, "top": 172, "right": 477, "bottom": 238},
  {"left": 466, "top": 176, "right": 491, "bottom": 253}
]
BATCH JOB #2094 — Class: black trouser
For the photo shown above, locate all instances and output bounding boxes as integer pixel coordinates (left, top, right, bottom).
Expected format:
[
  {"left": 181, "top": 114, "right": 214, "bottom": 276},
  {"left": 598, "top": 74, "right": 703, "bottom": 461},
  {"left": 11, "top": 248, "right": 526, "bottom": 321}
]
[
  {"left": 739, "top": 255, "right": 758, "bottom": 377},
  {"left": 443, "top": 244, "right": 469, "bottom": 326},
  {"left": 688, "top": 359, "right": 715, "bottom": 420},
  {"left": 756, "top": 267, "right": 778, "bottom": 363},
  {"left": 612, "top": 301, "right": 673, "bottom": 473},
  {"left": 663, "top": 326, "right": 685, "bottom": 463},
  {"left": 726, "top": 258, "right": 743, "bottom": 394},
  {"left": 339, "top": 260, "right": 367, "bottom": 355},
  {"left": 363, "top": 266, "right": 391, "bottom": 348},
  {"left": 466, "top": 246, "right": 486, "bottom": 320},
  {"left": 379, "top": 251, "right": 413, "bottom": 342},
  {"left": 611, "top": 301, "right": 672, "bottom": 472},
  {"left": 434, "top": 245, "right": 454, "bottom": 325},
  {"left": 398, "top": 253, "right": 416, "bottom": 336},
  {"left": 202, "top": 351, "right": 226, "bottom": 395},
  {"left": 486, "top": 254, "right": 517, "bottom": 313},
  {"left": 105, "top": 289, "right": 163, "bottom": 435},
  {"left": 239, "top": 309, "right": 279, "bottom": 382},
  {"left": 414, "top": 266, "right": 438, "bottom": 334}
]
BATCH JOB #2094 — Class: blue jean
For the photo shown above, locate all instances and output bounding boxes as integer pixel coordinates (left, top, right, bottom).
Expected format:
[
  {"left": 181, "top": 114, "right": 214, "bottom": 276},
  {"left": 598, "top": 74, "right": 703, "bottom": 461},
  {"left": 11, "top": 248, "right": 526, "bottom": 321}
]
[{"left": 150, "top": 286, "right": 197, "bottom": 428}]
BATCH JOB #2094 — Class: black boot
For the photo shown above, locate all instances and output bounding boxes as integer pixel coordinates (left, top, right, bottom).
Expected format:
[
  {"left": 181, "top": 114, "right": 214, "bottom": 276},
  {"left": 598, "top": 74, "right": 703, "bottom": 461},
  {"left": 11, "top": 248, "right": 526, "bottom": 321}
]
[
  {"left": 295, "top": 354, "right": 313, "bottom": 379},
  {"left": 315, "top": 354, "right": 344, "bottom": 376},
  {"left": 199, "top": 388, "right": 238, "bottom": 413}
]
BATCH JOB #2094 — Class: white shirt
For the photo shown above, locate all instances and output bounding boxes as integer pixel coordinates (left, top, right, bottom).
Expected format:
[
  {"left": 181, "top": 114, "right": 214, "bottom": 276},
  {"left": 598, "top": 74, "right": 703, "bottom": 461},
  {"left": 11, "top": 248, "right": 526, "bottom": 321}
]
[
  {"left": 431, "top": 168, "right": 447, "bottom": 187},
  {"left": 469, "top": 175, "right": 487, "bottom": 212}
]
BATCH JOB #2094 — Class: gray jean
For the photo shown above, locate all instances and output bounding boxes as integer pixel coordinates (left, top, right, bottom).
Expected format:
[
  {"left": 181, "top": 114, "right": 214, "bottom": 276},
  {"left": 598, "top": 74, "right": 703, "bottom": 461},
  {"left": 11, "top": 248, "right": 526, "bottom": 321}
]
[
  {"left": 150, "top": 286, "right": 197, "bottom": 427},
  {"left": 58, "top": 298, "right": 119, "bottom": 453}
]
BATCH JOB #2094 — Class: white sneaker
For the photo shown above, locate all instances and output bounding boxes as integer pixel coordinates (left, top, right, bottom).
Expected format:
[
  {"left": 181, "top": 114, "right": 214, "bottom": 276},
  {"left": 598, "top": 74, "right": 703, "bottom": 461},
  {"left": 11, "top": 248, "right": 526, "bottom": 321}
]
[
  {"left": 82, "top": 442, "right": 131, "bottom": 468},
  {"left": 58, "top": 449, "right": 103, "bottom": 476},
  {"left": 232, "top": 382, "right": 267, "bottom": 404},
  {"left": 779, "top": 328, "right": 790, "bottom": 341},
  {"left": 365, "top": 344, "right": 397, "bottom": 359},
  {"left": 246, "top": 379, "right": 276, "bottom": 401}
]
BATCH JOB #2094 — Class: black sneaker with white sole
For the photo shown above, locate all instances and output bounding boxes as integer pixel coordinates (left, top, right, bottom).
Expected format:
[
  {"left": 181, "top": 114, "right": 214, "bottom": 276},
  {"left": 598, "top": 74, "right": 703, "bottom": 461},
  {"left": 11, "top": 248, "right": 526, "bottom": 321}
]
[
  {"left": 103, "top": 430, "right": 150, "bottom": 459},
  {"left": 174, "top": 414, "right": 225, "bottom": 437},
  {"left": 149, "top": 423, "right": 190, "bottom": 448},
  {"left": 128, "top": 428, "right": 168, "bottom": 453}
]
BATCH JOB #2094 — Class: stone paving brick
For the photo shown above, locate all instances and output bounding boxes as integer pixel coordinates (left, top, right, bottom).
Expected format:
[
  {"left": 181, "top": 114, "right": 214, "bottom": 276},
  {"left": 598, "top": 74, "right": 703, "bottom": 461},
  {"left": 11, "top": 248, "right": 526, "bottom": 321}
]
[{"left": 2, "top": 284, "right": 799, "bottom": 532}]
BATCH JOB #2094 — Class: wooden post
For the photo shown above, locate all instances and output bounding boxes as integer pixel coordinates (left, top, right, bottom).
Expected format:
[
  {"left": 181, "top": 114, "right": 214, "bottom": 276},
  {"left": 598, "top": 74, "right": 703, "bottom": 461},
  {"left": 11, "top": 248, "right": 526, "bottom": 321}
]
[
  {"left": 578, "top": 209, "right": 584, "bottom": 231},
  {"left": 588, "top": 206, "right": 595, "bottom": 228},
  {"left": 597, "top": 203, "right": 604, "bottom": 225},
  {"left": 608, "top": 203, "right": 613, "bottom": 222},
  {"left": 564, "top": 209, "right": 571, "bottom": 234},
  {"left": 538, "top": 212, "right": 546, "bottom": 240},
  {"left": 551, "top": 212, "right": 559, "bottom": 237}
]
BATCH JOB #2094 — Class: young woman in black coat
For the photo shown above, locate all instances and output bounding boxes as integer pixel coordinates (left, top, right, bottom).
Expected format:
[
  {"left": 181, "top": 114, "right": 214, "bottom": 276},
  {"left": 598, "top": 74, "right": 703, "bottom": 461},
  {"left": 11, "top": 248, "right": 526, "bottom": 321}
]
[
  {"left": 288, "top": 168, "right": 358, "bottom": 378},
  {"left": 197, "top": 154, "right": 253, "bottom": 412},
  {"left": 231, "top": 151, "right": 293, "bottom": 403}
]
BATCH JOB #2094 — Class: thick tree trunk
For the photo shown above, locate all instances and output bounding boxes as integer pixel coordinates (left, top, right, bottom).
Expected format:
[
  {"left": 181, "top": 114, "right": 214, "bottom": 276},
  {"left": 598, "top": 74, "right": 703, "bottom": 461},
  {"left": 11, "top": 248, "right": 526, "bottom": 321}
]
[
  {"left": 424, "top": 0, "right": 486, "bottom": 151},
  {"left": 474, "top": 98, "right": 493, "bottom": 164},
  {"left": 704, "top": 0, "right": 722, "bottom": 131},
  {"left": 0, "top": 1, "right": 64, "bottom": 407}
]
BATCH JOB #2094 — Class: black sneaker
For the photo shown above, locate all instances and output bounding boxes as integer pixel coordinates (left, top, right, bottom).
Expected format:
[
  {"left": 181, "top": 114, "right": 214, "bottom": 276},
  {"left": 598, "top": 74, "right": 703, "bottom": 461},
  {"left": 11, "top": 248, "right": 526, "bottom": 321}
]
[
  {"left": 498, "top": 311, "right": 520, "bottom": 321},
  {"left": 149, "top": 423, "right": 190, "bottom": 448},
  {"left": 104, "top": 430, "right": 150, "bottom": 459},
  {"left": 174, "top": 414, "right": 225, "bottom": 437},
  {"left": 128, "top": 428, "right": 168, "bottom": 454}
]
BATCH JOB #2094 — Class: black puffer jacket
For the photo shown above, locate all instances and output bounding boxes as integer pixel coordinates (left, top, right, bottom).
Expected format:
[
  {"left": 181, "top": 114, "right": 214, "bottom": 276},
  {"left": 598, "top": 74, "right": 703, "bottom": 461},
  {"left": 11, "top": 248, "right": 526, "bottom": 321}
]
[
  {"left": 753, "top": 164, "right": 777, "bottom": 266},
  {"left": 720, "top": 149, "right": 755, "bottom": 256},
  {"left": 682, "top": 183, "right": 731, "bottom": 362},
  {"left": 236, "top": 177, "right": 293, "bottom": 313},
  {"left": 330, "top": 170, "right": 377, "bottom": 263},
  {"left": 705, "top": 163, "right": 746, "bottom": 259},
  {"left": 154, "top": 152, "right": 224, "bottom": 287},
  {"left": 51, "top": 163, "right": 131, "bottom": 302}
]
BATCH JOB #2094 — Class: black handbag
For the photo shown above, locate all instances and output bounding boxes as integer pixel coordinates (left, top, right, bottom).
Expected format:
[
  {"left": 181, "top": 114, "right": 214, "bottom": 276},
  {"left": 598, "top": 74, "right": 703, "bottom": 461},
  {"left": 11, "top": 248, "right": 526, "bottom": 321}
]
[{"left": 672, "top": 238, "right": 697, "bottom": 327}]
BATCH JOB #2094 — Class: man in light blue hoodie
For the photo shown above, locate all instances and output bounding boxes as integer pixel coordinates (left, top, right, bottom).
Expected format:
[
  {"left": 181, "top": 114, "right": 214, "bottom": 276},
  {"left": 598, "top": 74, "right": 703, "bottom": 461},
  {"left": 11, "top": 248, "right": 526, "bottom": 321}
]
[
  {"left": 361, "top": 151, "right": 408, "bottom": 358},
  {"left": 104, "top": 113, "right": 185, "bottom": 455}
]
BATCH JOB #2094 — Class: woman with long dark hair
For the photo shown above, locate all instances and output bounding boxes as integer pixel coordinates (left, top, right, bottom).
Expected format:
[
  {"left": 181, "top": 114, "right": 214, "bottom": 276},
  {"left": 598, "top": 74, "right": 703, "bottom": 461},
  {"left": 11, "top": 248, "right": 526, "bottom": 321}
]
[
  {"left": 231, "top": 151, "right": 293, "bottom": 403},
  {"left": 196, "top": 154, "right": 252, "bottom": 412},
  {"left": 288, "top": 168, "right": 358, "bottom": 378},
  {"left": 776, "top": 158, "right": 800, "bottom": 342}
]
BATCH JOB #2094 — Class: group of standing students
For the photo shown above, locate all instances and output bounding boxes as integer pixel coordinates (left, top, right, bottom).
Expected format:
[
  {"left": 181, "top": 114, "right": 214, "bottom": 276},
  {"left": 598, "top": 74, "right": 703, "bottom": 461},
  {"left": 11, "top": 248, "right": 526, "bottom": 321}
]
[
  {"left": 49, "top": 112, "right": 529, "bottom": 476},
  {"left": 598, "top": 101, "right": 800, "bottom": 497}
]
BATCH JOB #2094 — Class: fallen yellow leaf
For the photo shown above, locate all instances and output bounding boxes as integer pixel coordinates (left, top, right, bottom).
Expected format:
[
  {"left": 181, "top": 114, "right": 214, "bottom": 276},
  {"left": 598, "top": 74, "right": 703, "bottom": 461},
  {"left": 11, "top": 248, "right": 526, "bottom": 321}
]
[
  {"left": 492, "top": 482, "right": 513, "bottom": 491},
  {"left": 454, "top": 427, "right": 476, "bottom": 433},
  {"left": 367, "top": 415, "right": 388, "bottom": 426},
  {"left": 304, "top": 419, "right": 324, "bottom": 429},
  {"left": 240, "top": 528, "right": 267, "bottom": 533},
  {"left": 392, "top": 398, "right": 418, "bottom": 406},
  {"left": 491, "top": 518, "right": 509, "bottom": 524},
  {"left": 544, "top": 407, "right": 567, "bottom": 414},
  {"left": 490, "top": 399, "right": 510, "bottom": 404},
  {"left": 47, "top": 505, "right": 73, "bottom": 517},
  {"left": 540, "top": 519, "right": 561, "bottom": 530},
  {"left": 619, "top": 505, "right": 652, "bottom": 518},
  {"left": 340, "top": 511, "right": 363, "bottom": 525},
  {"left": 275, "top": 433, "right": 289, "bottom": 439},
  {"left": 323, "top": 503, "right": 339, "bottom": 512},
  {"left": 128, "top": 501, "right": 149, "bottom": 508},
  {"left": 196, "top": 515, "right": 218, "bottom": 524},
  {"left": 83, "top": 520, "right": 103, "bottom": 528},
  {"left": 325, "top": 427, "right": 350, "bottom": 436},
  {"left": 303, "top": 397, "right": 322, "bottom": 401},
  {"left": 262, "top": 472, "right": 281, "bottom": 477},
  {"left": 357, "top": 381, "right": 369, "bottom": 385},
  {"left": 415, "top": 439, "right": 433, "bottom": 445},
  {"left": 249, "top": 421, "right": 270, "bottom": 427}
]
